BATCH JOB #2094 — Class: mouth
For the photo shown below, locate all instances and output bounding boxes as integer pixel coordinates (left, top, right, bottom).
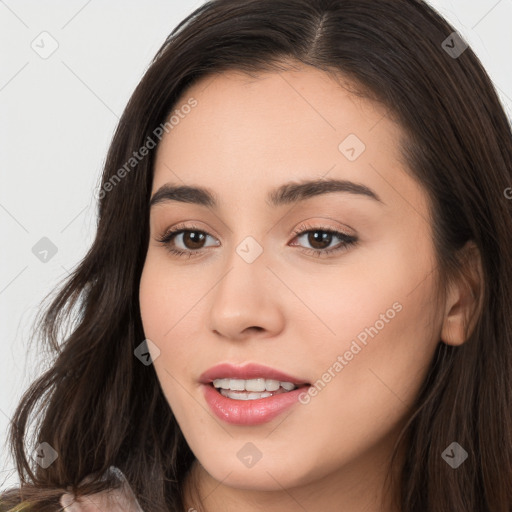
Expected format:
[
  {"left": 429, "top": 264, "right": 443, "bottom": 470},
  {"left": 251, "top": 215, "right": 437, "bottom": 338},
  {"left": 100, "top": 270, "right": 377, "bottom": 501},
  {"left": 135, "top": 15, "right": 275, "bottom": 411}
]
[
  {"left": 199, "top": 362, "right": 311, "bottom": 402},
  {"left": 201, "top": 373, "right": 312, "bottom": 425},
  {"left": 209, "top": 378, "right": 310, "bottom": 401}
]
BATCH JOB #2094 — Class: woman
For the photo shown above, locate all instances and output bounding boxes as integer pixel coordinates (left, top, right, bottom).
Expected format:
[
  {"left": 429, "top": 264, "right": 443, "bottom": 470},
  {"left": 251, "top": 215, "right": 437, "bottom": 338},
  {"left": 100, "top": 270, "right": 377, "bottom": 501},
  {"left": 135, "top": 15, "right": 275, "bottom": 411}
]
[{"left": 1, "top": 0, "right": 511, "bottom": 511}]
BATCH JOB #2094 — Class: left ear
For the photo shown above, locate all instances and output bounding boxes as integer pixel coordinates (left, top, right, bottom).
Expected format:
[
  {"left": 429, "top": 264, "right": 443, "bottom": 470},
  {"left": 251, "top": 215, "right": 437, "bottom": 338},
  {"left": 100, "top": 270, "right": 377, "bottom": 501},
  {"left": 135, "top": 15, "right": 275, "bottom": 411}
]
[{"left": 440, "top": 240, "right": 484, "bottom": 346}]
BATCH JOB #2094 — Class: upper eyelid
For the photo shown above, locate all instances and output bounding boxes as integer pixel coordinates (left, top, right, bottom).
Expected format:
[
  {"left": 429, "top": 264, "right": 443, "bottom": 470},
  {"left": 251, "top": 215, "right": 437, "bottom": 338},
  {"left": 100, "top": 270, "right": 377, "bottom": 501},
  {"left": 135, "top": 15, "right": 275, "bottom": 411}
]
[
  {"left": 156, "top": 223, "right": 358, "bottom": 261},
  {"left": 160, "top": 224, "right": 355, "bottom": 245},
  {"left": 159, "top": 216, "right": 355, "bottom": 236}
]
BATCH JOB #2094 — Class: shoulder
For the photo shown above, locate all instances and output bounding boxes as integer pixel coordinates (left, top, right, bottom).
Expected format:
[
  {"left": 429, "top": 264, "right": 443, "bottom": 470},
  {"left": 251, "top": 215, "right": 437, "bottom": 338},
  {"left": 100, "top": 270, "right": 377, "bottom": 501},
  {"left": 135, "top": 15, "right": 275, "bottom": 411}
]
[
  {"left": 59, "top": 467, "right": 143, "bottom": 512},
  {"left": 59, "top": 486, "right": 143, "bottom": 511},
  {"left": 59, "top": 488, "right": 142, "bottom": 511},
  {"left": 59, "top": 489, "right": 127, "bottom": 511}
]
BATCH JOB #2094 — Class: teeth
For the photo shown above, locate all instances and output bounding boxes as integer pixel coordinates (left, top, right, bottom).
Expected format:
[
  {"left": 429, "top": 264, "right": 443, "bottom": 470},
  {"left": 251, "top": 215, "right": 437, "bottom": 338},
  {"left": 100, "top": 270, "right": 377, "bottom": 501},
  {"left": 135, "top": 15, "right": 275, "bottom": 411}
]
[
  {"left": 229, "top": 379, "right": 245, "bottom": 391},
  {"left": 213, "top": 378, "right": 230, "bottom": 389},
  {"left": 220, "top": 390, "right": 274, "bottom": 400},
  {"left": 265, "top": 379, "right": 280, "bottom": 391},
  {"left": 212, "top": 378, "right": 297, "bottom": 392}
]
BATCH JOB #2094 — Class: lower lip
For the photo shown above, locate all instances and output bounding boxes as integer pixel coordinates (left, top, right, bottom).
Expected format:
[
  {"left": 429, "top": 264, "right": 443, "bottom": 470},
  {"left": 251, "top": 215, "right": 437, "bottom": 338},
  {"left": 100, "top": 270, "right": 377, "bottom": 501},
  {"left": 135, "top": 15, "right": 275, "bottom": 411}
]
[{"left": 202, "top": 383, "right": 309, "bottom": 426}]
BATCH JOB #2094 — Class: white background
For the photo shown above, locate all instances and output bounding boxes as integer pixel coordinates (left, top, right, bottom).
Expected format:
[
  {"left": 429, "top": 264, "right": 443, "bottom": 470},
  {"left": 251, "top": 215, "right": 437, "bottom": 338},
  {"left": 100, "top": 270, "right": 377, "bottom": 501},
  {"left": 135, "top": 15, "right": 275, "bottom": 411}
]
[{"left": 1, "top": 0, "right": 511, "bottom": 490}]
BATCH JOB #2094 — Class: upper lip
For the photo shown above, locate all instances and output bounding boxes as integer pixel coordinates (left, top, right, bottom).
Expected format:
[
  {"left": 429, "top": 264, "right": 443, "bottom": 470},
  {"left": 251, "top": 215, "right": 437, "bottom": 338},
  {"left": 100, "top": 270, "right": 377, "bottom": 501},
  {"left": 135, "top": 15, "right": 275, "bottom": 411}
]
[{"left": 199, "top": 363, "right": 310, "bottom": 386}]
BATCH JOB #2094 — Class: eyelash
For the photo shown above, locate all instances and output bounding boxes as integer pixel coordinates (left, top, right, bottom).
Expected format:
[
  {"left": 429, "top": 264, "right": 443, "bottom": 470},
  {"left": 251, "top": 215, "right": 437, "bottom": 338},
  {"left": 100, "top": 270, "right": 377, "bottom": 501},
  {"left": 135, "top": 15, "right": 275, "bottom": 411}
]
[{"left": 155, "top": 222, "right": 358, "bottom": 259}]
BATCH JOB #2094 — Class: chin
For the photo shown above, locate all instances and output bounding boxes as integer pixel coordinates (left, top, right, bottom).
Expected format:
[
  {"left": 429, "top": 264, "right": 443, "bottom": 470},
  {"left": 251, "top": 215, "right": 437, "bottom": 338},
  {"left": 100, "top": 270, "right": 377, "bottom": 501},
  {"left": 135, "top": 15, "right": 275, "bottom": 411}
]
[
  {"left": 210, "top": 466, "right": 298, "bottom": 491},
  {"left": 197, "top": 451, "right": 315, "bottom": 492}
]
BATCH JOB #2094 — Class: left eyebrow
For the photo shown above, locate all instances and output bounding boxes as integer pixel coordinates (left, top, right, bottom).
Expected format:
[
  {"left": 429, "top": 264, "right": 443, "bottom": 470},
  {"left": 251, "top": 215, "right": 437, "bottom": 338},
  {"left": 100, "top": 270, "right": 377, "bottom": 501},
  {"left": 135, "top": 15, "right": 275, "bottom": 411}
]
[{"left": 149, "top": 177, "right": 384, "bottom": 209}]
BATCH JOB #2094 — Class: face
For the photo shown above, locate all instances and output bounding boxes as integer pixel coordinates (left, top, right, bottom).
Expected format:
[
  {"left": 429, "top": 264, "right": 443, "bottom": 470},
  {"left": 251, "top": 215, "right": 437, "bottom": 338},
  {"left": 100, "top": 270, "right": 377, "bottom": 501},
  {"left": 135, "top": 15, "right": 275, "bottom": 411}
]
[{"left": 139, "top": 64, "right": 444, "bottom": 497}]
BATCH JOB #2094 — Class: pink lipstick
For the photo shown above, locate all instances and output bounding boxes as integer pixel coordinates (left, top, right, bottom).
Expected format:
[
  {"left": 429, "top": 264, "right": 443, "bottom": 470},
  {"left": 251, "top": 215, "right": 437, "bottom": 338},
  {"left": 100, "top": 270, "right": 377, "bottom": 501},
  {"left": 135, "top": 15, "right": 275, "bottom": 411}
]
[{"left": 199, "top": 362, "right": 310, "bottom": 426}]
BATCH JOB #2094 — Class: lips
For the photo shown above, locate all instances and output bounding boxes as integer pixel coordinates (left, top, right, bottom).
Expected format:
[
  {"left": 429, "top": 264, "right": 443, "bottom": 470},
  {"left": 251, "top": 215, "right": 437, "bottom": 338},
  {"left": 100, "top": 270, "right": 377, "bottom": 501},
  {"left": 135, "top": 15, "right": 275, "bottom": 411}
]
[
  {"left": 199, "top": 363, "right": 311, "bottom": 425},
  {"left": 199, "top": 362, "right": 310, "bottom": 386}
]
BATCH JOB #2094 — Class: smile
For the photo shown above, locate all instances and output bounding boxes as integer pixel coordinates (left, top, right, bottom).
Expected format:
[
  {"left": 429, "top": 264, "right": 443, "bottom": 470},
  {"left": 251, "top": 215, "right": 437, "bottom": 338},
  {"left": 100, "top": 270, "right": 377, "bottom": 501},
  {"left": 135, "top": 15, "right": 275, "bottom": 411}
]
[
  {"left": 200, "top": 362, "right": 311, "bottom": 425},
  {"left": 213, "top": 377, "right": 297, "bottom": 400}
]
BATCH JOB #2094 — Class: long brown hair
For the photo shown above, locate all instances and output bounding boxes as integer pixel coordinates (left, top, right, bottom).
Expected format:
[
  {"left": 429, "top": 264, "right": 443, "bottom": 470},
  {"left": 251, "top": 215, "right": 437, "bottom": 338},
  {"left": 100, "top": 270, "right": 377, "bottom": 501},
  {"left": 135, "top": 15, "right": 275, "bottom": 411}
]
[{"left": 1, "top": 1, "right": 511, "bottom": 510}]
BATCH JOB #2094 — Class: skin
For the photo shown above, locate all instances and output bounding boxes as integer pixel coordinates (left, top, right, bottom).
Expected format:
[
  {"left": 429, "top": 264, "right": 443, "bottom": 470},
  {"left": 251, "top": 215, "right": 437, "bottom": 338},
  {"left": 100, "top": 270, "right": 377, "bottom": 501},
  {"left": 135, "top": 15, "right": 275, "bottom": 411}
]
[{"left": 138, "top": 63, "right": 481, "bottom": 512}]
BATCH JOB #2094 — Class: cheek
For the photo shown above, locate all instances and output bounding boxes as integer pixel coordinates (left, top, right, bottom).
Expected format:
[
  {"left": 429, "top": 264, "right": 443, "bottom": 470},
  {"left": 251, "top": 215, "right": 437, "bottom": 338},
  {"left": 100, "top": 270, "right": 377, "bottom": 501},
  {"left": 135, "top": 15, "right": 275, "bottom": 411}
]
[
  {"left": 303, "top": 235, "right": 440, "bottom": 401},
  {"left": 139, "top": 260, "right": 168, "bottom": 341},
  {"left": 289, "top": 273, "right": 439, "bottom": 477},
  {"left": 316, "top": 285, "right": 438, "bottom": 434},
  {"left": 139, "top": 255, "right": 211, "bottom": 405},
  {"left": 292, "top": 238, "right": 436, "bottom": 352},
  {"left": 139, "top": 259, "right": 200, "bottom": 418},
  {"left": 139, "top": 254, "right": 203, "bottom": 341}
]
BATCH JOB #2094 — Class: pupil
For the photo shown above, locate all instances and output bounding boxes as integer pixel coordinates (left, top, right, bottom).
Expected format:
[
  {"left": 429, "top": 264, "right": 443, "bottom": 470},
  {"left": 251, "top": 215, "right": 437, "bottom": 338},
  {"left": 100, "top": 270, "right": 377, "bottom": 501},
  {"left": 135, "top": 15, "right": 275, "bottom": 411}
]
[
  {"left": 309, "top": 231, "right": 331, "bottom": 249},
  {"left": 185, "top": 231, "right": 205, "bottom": 249}
]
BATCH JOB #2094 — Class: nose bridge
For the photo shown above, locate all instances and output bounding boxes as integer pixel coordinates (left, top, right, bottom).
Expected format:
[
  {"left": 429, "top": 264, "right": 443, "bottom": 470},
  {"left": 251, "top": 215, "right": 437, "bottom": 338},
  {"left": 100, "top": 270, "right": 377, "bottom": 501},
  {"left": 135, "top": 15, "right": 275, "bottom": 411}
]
[
  {"left": 207, "top": 231, "right": 284, "bottom": 338},
  {"left": 214, "top": 232, "right": 268, "bottom": 306}
]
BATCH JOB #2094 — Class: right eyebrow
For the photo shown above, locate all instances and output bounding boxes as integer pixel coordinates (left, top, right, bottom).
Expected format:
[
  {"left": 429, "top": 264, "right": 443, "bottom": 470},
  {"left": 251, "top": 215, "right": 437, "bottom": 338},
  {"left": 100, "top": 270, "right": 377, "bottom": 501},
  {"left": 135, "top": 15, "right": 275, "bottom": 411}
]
[{"left": 149, "top": 178, "right": 384, "bottom": 209}]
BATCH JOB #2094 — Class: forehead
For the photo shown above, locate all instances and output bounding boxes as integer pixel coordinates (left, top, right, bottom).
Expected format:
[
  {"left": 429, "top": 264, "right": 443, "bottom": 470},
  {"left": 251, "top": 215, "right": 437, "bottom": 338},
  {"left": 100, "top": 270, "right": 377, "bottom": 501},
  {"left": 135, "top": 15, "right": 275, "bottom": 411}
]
[
  {"left": 157, "top": 66, "right": 393, "bottom": 157},
  {"left": 151, "top": 65, "right": 423, "bottom": 216}
]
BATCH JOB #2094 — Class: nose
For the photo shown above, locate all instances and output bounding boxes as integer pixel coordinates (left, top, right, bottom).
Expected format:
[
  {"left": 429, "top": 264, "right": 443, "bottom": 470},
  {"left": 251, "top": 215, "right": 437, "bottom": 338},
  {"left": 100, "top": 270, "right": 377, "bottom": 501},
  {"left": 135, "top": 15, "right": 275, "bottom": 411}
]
[{"left": 207, "top": 245, "right": 285, "bottom": 342}]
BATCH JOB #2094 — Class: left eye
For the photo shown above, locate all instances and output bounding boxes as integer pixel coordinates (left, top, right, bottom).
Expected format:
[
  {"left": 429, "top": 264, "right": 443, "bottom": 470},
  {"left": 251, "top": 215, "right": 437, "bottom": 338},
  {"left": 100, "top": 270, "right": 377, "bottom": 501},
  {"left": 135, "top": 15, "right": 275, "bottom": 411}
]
[
  {"left": 290, "top": 227, "right": 357, "bottom": 255},
  {"left": 155, "top": 223, "right": 218, "bottom": 258},
  {"left": 156, "top": 224, "right": 358, "bottom": 259}
]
